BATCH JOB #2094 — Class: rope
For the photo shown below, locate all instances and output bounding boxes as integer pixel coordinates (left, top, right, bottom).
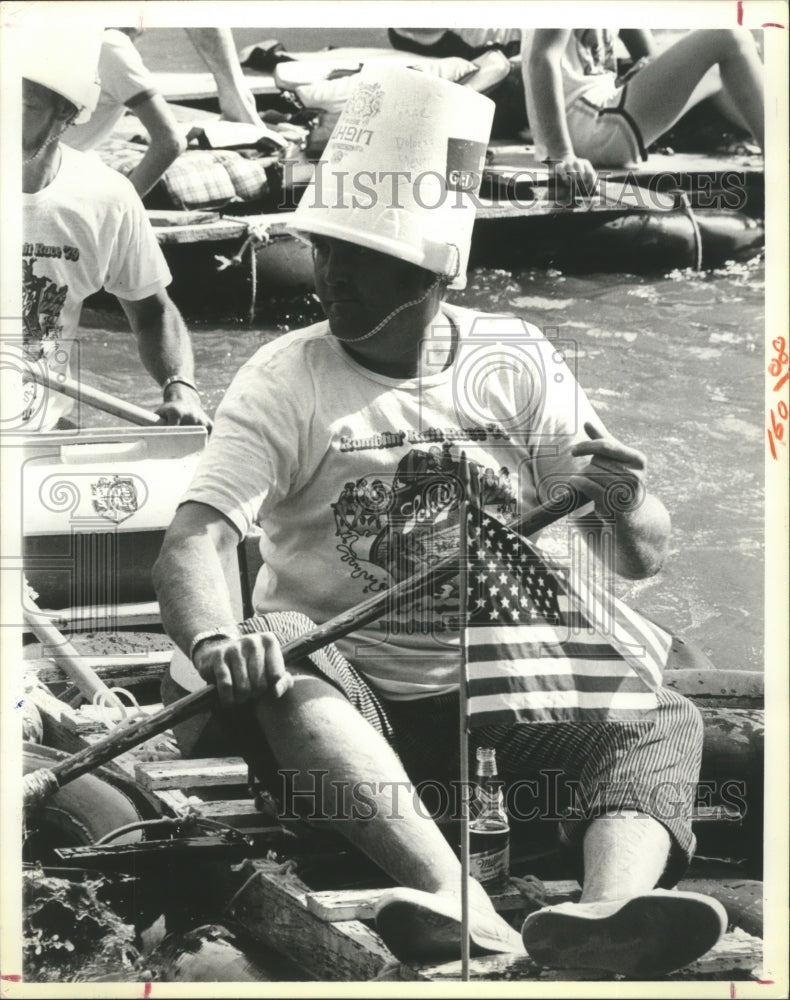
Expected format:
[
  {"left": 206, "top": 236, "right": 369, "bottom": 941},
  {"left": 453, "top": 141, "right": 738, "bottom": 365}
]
[
  {"left": 23, "top": 768, "right": 59, "bottom": 808},
  {"left": 677, "top": 190, "right": 703, "bottom": 272},
  {"left": 92, "top": 687, "right": 140, "bottom": 730},
  {"left": 222, "top": 858, "right": 299, "bottom": 917}
]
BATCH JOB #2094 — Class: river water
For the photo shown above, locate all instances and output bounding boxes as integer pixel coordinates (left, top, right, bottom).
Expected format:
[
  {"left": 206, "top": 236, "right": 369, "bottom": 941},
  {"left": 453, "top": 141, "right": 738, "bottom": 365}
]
[{"left": 78, "top": 256, "right": 766, "bottom": 675}]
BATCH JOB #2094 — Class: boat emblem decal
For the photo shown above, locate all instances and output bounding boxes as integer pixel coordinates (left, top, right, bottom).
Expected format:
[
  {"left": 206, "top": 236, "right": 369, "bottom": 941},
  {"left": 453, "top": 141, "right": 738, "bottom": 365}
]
[{"left": 91, "top": 475, "right": 139, "bottom": 523}]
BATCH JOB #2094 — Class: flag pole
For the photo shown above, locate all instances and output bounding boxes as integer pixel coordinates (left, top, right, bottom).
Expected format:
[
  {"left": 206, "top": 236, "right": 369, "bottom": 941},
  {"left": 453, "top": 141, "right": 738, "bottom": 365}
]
[{"left": 458, "top": 495, "right": 471, "bottom": 981}]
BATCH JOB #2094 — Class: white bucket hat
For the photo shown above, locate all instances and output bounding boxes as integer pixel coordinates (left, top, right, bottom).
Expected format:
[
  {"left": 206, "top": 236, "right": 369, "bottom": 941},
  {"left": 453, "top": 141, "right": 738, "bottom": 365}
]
[
  {"left": 291, "top": 64, "right": 495, "bottom": 290},
  {"left": 20, "top": 26, "right": 102, "bottom": 124}
]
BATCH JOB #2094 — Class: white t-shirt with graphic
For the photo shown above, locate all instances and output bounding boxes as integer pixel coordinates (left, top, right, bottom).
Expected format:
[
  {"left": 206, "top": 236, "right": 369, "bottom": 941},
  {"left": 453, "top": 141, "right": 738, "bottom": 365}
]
[
  {"left": 175, "top": 305, "right": 601, "bottom": 697},
  {"left": 65, "top": 29, "right": 158, "bottom": 152},
  {"left": 22, "top": 144, "right": 171, "bottom": 428}
]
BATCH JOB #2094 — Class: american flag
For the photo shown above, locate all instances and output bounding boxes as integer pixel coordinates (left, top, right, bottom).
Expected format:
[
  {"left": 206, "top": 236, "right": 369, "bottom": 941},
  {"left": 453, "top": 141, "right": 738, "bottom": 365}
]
[{"left": 464, "top": 509, "right": 670, "bottom": 726}]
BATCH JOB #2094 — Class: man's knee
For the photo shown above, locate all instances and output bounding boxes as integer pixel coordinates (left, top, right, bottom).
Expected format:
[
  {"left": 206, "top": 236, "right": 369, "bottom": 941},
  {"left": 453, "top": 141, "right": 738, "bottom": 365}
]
[{"left": 693, "top": 27, "right": 760, "bottom": 59}]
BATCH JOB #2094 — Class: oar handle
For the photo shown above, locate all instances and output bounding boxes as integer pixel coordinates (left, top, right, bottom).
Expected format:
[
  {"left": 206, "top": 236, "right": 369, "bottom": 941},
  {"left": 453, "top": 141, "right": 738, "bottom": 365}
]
[
  {"left": 23, "top": 608, "right": 113, "bottom": 704},
  {"left": 23, "top": 488, "right": 590, "bottom": 808},
  {"left": 29, "top": 369, "right": 161, "bottom": 427}
]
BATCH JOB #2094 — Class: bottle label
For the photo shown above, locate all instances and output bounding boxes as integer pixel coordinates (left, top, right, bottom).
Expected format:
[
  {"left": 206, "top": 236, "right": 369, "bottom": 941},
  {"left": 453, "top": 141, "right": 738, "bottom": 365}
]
[{"left": 469, "top": 831, "right": 510, "bottom": 892}]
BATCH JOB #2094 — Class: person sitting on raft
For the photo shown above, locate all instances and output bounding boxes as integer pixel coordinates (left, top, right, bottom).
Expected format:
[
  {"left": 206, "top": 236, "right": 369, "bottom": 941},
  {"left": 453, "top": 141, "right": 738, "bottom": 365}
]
[
  {"left": 21, "top": 24, "right": 211, "bottom": 432},
  {"left": 63, "top": 28, "right": 187, "bottom": 199},
  {"left": 521, "top": 28, "right": 765, "bottom": 187},
  {"left": 154, "top": 65, "right": 727, "bottom": 976},
  {"left": 64, "top": 27, "right": 277, "bottom": 199}
]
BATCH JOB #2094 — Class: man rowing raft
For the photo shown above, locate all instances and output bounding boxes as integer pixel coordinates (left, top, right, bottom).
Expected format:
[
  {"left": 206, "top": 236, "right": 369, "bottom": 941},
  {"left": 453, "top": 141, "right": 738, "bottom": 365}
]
[
  {"left": 20, "top": 24, "right": 211, "bottom": 432},
  {"left": 155, "top": 65, "right": 726, "bottom": 975}
]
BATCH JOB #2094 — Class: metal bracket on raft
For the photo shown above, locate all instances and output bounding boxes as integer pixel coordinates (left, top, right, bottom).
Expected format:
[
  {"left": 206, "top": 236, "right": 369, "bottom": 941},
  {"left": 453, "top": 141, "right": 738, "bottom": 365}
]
[{"left": 52, "top": 831, "right": 285, "bottom": 872}]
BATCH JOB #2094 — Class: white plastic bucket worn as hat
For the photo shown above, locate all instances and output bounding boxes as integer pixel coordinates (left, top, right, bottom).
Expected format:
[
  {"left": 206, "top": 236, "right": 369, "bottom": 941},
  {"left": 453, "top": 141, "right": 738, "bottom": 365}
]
[
  {"left": 290, "top": 64, "right": 495, "bottom": 290},
  {"left": 19, "top": 25, "right": 102, "bottom": 124}
]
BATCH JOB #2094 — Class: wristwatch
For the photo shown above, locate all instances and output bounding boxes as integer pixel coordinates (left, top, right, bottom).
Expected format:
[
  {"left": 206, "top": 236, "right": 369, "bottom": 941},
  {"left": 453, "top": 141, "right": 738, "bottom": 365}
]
[{"left": 189, "top": 628, "right": 239, "bottom": 662}]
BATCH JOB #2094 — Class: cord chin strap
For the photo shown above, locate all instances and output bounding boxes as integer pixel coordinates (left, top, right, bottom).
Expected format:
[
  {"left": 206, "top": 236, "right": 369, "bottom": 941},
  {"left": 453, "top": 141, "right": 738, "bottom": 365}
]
[
  {"left": 336, "top": 274, "right": 446, "bottom": 345},
  {"left": 24, "top": 113, "right": 76, "bottom": 165}
]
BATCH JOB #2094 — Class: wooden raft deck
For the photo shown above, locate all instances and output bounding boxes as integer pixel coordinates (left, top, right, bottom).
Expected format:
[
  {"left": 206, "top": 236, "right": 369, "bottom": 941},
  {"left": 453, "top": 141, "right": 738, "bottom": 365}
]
[{"left": 24, "top": 649, "right": 767, "bottom": 982}]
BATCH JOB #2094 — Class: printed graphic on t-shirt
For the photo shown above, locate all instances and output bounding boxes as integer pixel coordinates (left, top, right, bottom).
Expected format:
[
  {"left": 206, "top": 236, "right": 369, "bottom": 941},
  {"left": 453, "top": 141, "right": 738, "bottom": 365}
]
[
  {"left": 22, "top": 257, "right": 67, "bottom": 357},
  {"left": 22, "top": 249, "right": 77, "bottom": 424},
  {"left": 331, "top": 441, "right": 520, "bottom": 635}
]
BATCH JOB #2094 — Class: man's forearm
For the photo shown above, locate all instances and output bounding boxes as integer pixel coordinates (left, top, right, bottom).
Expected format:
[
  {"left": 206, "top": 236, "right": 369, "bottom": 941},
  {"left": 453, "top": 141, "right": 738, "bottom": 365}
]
[
  {"left": 153, "top": 532, "right": 239, "bottom": 657},
  {"left": 575, "top": 494, "right": 671, "bottom": 580},
  {"left": 125, "top": 295, "right": 195, "bottom": 385},
  {"left": 611, "top": 495, "right": 671, "bottom": 579}
]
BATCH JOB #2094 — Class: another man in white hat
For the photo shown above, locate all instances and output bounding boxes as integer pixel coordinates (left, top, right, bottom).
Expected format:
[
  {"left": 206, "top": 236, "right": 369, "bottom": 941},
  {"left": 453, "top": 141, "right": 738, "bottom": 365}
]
[
  {"left": 154, "top": 66, "right": 726, "bottom": 975},
  {"left": 21, "top": 25, "right": 211, "bottom": 431}
]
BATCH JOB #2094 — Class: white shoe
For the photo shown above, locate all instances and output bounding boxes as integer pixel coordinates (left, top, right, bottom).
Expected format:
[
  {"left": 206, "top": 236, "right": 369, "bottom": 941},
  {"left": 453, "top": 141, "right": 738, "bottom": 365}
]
[
  {"left": 521, "top": 889, "right": 728, "bottom": 976},
  {"left": 375, "top": 886, "right": 524, "bottom": 964}
]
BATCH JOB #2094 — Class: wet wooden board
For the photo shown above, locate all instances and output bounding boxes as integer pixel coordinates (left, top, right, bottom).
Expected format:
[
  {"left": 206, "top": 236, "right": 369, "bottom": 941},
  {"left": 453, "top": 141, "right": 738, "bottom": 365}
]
[
  {"left": 227, "top": 858, "right": 393, "bottom": 981},
  {"left": 58, "top": 702, "right": 164, "bottom": 735},
  {"left": 305, "top": 880, "right": 581, "bottom": 923},
  {"left": 134, "top": 756, "right": 251, "bottom": 790},
  {"left": 226, "top": 858, "right": 763, "bottom": 982},
  {"left": 402, "top": 929, "right": 763, "bottom": 982},
  {"left": 484, "top": 143, "right": 764, "bottom": 186},
  {"left": 24, "top": 652, "right": 171, "bottom": 688}
]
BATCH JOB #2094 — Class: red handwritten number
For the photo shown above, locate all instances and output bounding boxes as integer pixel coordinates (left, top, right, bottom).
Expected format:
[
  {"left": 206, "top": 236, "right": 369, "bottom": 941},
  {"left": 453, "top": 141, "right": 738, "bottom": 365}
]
[
  {"left": 768, "top": 337, "right": 788, "bottom": 376},
  {"left": 737, "top": 1, "right": 743, "bottom": 24},
  {"left": 767, "top": 336, "right": 789, "bottom": 460}
]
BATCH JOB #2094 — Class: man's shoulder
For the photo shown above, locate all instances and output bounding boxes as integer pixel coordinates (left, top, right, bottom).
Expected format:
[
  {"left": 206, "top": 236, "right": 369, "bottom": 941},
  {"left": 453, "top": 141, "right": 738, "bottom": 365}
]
[
  {"left": 59, "top": 145, "right": 141, "bottom": 203},
  {"left": 447, "top": 303, "right": 547, "bottom": 343},
  {"left": 242, "top": 321, "right": 333, "bottom": 374}
]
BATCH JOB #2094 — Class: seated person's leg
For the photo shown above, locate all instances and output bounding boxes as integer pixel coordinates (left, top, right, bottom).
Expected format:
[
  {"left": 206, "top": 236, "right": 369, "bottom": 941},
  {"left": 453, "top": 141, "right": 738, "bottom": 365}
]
[
  {"left": 519, "top": 688, "right": 727, "bottom": 974},
  {"left": 623, "top": 29, "right": 764, "bottom": 149}
]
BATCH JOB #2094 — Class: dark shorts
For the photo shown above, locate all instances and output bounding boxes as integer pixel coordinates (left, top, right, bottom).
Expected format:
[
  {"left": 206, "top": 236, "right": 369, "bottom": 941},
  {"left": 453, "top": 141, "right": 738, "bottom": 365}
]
[{"left": 162, "top": 611, "right": 703, "bottom": 887}]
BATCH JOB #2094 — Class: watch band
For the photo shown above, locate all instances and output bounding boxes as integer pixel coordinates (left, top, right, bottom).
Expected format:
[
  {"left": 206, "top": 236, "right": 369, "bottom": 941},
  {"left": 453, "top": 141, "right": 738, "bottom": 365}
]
[
  {"left": 189, "top": 628, "right": 238, "bottom": 662},
  {"left": 162, "top": 374, "right": 199, "bottom": 396}
]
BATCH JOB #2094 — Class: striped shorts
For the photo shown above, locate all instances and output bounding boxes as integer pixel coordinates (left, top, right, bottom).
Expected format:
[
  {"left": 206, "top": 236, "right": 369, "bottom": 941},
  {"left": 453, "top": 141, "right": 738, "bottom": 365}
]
[{"left": 163, "top": 611, "right": 703, "bottom": 887}]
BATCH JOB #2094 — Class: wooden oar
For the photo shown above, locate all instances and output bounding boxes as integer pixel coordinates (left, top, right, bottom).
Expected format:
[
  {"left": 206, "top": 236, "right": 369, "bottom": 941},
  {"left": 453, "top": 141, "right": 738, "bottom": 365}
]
[
  {"left": 29, "top": 369, "right": 161, "bottom": 427},
  {"left": 22, "top": 488, "right": 590, "bottom": 808},
  {"left": 23, "top": 605, "right": 115, "bottom": 705}
]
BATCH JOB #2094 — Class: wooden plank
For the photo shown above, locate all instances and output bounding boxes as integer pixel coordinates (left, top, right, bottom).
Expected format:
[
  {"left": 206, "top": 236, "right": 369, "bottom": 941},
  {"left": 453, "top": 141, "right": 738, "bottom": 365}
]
[
  {"left": 59, "top": 702, "right": 165, "bottom": 735},
  {"left": 157, "top": 791, "right": 278, "bottom": 829},
  {"left": 306, "top": 879, "right": 582, "bottom": 924},
  {"left": 24, "top": 652, "right": 171, "bottom": 687},
  {"left": 665, "top": 668, "right": 763, "bottom": 705},
  {"left": 134, "top": 756, "right": 250, "bottom": 790},
  {"left": 226, "top": 859, "right": 392, "bottom": 981},
  {"left": 409, "top": 928, "right": 762, "bottom": 982}
]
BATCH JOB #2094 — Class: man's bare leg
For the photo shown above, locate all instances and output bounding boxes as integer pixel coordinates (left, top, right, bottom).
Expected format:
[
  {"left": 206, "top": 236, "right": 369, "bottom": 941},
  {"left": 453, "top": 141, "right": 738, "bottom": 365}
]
[
  {"left": 254, "top": 669, "right": 523, "bottom": 960},
  {"left": 580, "top": 811, "right": 670, "bottom": 901},
  {"left": 254, "top": 670, "right": 465, "bottom": 892},
  {"left": 522, "top": 811, "right": 726, "bottom": 974}
]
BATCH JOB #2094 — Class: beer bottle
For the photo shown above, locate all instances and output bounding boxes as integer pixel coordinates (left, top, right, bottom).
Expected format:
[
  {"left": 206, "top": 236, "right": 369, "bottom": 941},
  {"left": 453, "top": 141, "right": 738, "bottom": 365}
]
[{"left": 469, "top": 746, "right": 510, "bottom": 892}]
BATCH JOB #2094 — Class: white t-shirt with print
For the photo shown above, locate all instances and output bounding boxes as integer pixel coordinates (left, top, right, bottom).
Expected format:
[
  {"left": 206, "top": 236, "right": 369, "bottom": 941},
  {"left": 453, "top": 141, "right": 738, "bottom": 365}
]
[
  {"left": 65, "top": 29, "right": 158, "bottom": 152},
  {"left": 175, "top": 305, "right": 601, "bottom": 697},
  {"left": 22, "top": 144, "right": 171, "bottom": 428}
]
